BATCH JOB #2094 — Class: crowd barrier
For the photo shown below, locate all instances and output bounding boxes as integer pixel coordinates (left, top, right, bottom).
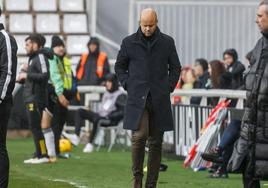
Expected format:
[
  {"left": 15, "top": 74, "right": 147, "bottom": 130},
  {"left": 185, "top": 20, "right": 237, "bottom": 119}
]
[{"left": 11, "top": 84, "right": 247, "bottom": 154}]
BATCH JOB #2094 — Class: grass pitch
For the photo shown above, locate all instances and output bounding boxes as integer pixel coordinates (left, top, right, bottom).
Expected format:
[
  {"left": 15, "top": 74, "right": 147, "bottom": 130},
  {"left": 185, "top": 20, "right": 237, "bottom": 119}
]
[{"left": 6, "top": 138, "right": 261, "bottom": 188}]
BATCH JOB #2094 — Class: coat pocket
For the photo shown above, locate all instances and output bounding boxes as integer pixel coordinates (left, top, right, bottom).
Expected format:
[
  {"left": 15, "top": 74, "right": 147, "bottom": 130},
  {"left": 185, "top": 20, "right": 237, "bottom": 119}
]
[{"left": 227, "top": 137, "right": 249, "bottom": 173}]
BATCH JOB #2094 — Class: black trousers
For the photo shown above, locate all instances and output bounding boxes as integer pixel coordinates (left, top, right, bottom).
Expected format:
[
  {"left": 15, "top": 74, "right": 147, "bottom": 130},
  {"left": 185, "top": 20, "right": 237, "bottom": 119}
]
[
  {"left": 75, "top": 109, "right": 111, "bottom": 143},
  {"left": 25, "top": 102, "right": 47, "bottom": 158},
  {"left": 0, "top": 99, "right": 12, "bottom": 188},
  {"left": 51, "top": 102, "right": 68, "bottom": 155},
  {"left": 243, "top": 173, "right": 260, "bottom": 188}
]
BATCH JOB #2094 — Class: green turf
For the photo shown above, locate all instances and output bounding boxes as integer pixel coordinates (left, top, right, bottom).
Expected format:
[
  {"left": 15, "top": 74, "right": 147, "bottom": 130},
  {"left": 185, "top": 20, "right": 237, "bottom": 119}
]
[{"left": 6, "top": 138, "right": 267, "bottom": 188}]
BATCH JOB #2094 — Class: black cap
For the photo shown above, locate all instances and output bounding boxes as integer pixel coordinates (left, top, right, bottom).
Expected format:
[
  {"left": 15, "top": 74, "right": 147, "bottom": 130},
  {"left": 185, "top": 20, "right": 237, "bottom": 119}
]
[{"left": 51, "top": 35, "right": 65, "bottom": 48}]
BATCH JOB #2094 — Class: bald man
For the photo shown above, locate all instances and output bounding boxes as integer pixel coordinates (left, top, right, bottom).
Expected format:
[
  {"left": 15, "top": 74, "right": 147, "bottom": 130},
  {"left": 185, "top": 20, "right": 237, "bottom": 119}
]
[{"left": 115, "top": 8, "right": 181, "bottom": 188}]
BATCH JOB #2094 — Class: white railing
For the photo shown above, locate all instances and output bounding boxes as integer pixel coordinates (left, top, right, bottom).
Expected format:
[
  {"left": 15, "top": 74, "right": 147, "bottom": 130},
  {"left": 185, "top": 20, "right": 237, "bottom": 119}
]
[{"left": 72, "top": 86, "right": 246, "bottom": 154}]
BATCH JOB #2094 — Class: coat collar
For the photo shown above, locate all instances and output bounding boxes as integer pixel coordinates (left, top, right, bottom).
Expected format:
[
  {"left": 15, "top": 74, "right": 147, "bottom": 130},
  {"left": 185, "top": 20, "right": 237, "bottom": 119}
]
[{"left": 133, "top": 27, "right": 161, "bottom": 49}]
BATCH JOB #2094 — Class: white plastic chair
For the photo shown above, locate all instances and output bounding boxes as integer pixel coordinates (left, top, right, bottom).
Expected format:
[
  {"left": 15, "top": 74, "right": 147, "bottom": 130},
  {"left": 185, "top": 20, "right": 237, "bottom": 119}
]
[
  {"left": 66, "top": 35, "right": 89, "bottom": 55},
  {"left": 6, "top": 0, "right": 30, "bottom": 11},
  {"left": 96, "top": 121, "right": 131, "bottom": 152},
  {"left": 59, "top": 0, "right": 84, "bottom": 12},
  {"left": 63, "top": 14, "right": 88, "bottom": 33},
  {"left": 13, "top": 35, "right": 28, "bottom": 55},
  {"left": 9, "top": 14, "right": 33, "bottom": 33},
  {"left": 33, "top": 0, "right": 57, "bottom": 12},
  {"left": 36, "top": 14, "right": 60, "bottom": 33}
]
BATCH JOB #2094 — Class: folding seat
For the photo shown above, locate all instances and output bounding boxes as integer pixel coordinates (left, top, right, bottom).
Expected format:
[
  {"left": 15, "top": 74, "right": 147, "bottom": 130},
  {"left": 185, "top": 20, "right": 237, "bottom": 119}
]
[
  {"left": 66, "top": 35, "right": 89, "bottom": 55},
  {"left": 13, "top": 35, "right": 28, "bottom": 55},
  {"left": 36, "top": 14, "right": 60, "bottom": 33},
  {"left": 59, "top": 0, "right": 84, "bottom": 12},
  {"left": 33, "top": 0, "right": 57, "bottom": 12},
  {"left": 9, "top": 14, "right": 33, "bottom": 33},
  {"left": 63, "top": 14, "right": 88, "bottom": 34},
  {"left": 5, "top": 0, "right": 30, "bottom": 11}
]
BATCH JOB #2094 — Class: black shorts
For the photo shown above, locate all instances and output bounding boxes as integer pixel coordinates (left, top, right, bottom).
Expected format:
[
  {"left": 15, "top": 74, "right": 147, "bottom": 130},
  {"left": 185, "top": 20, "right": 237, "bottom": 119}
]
[{"left": 46, "top": 84, "right": 57, "bottom": 117}]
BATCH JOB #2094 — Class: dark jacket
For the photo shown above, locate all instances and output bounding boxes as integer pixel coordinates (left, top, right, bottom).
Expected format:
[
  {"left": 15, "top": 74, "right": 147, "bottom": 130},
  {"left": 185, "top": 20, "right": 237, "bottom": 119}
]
[
  {"left": 228, "top": 36, "right": 268, "bottom": 180},
  {"left": 23, "top": 50, "right": 50, "bottom": 105},
  {"left": 227, "top": 61, "right": 245, "bottom": 89},
  {"left": 190, "top": 71, "right": 209, "bottom": 105},
  {"left": 0, "top": 23, "right": 18, "bottom": 103},
  {"left": 115, "top": 27, "right": 181, "bottom": 131},
  {"left": 76, "top": 42, "right": 110, "bottom": 86},
  {"left": 107, "top": 94, "right": 127, "bottom": 126}
]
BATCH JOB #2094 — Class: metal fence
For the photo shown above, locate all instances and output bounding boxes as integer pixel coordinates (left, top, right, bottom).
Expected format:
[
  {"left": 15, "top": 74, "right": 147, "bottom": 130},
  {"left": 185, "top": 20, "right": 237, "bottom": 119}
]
[
  {"left": 129, "top": 0, "right": 260, "bottom": 65},
  {"left": 72, "top": 86, "right": 246, "bottom": 155}
]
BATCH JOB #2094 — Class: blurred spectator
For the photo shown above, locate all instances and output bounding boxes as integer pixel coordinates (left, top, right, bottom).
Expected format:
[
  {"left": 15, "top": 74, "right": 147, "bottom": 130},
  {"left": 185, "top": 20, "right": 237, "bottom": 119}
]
[
  {"left": 19, "top": 34, "right": 50, "bottom": 164},
  {"left": 191, "top": 58, "right": 209, "bottom": 105},
  {"left": 202, "top": 51, "right": 253, "bottom": 179},
  {"left": 207, "top": 60, "right": 231, "bottom": 90},
  {"left": 62, "top": 74, "right": 126, "bottom": 153},
  {"left": 48, "top": 35, "right": 76, "bottom": 157},
  {"left": 223, "top": 48, "right": 245, "bottom": 89},
  {"left": 207, "top": 60, "right": 232, "bottom": 106},
  {"left": 193, "top": 58, "right": 209, "bottom": 88},
  {"left": 76, "top": 37, "right": 110, "bottom": 86},
  {"left": 173, "top": 66, "right": 191, "bottom": 104},
  {"left": 181, "top": 69, "right": 196, "bottom": 104}
]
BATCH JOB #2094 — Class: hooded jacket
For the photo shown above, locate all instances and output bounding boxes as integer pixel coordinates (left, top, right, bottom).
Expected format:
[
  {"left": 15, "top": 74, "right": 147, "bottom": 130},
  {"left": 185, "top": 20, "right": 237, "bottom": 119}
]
[
  {"left": 223, "top": 49, "right": 245, "bottom": 89},
  {"left": 228, "top": 36, "right": 268, "bottom": 180},
  {"left": 76, "top": 38, "right": 110, "bottom": 85}
]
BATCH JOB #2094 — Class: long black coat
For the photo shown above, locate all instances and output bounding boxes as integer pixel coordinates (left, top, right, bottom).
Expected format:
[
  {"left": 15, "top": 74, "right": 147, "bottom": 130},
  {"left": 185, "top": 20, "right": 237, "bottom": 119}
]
[
  {"left": 228, "top": 36, "right": 268, "bottom": 180},
  {"left": 115, "top": 27, "right": 181, "bottom": 131}
]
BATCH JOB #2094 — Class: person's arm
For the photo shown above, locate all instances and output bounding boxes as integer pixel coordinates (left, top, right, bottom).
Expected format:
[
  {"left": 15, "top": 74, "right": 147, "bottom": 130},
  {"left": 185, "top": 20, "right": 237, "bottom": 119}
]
[
  {"left": 168, "top": 38, "right": 181, "bottom": 93},
  {"left": 76, "top": 59, "right": 82, "bottom": 74},
  {"left": 100, "top": 57, "right": 111, "bottom": 85},
  {"left": 231, "top": 63, "right": 246, "bottom": 76},
  {"left": 115, "top": 40, "right": 129, "bottom": 90},
  {"left": 107, "top": 94, "right": 127, "bottom": 121},
  {"left": 49, "top": 57, "right": 64, "bottom": 96},
  {"left": 103, "top": 57, "right": 111, "bottom": 75},
  {"left": 49, "top": 57, "right": 69, "bottom": 107},
  {"left": 28, "top": 54, "right": 49, "bottom": 82},
  {"left": 0, "top": 37, "right": 11, "bottom": 103}
]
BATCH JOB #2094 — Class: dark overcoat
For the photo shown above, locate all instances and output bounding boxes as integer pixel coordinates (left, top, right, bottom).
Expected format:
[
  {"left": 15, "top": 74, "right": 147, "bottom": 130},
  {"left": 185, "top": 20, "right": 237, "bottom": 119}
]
[
  {"left": 114, "top": 27, "right": 181, "bottom": 131},
  {"left": 228, "top": 36, "right": 268, "bottom": 180}
]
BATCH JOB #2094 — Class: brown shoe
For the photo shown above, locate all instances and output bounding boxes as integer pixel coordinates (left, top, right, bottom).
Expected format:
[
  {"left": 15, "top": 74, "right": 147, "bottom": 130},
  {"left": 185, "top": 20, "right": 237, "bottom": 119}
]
[{"left": 133, "top": 176, "right": 142, "bottom": 188}]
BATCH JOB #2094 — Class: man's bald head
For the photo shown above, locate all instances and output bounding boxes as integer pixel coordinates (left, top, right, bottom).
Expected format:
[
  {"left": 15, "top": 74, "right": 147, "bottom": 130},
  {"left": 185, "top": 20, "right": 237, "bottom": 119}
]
[{"left": 140, "top": 8, "right": 158, "bottom": 37}]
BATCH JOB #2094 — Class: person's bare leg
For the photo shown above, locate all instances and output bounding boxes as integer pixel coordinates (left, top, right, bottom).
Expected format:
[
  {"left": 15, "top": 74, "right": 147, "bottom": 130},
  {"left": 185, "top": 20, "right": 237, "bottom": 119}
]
[{"left": 41, "top": 110, "right": 56, "bottom": 158}]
